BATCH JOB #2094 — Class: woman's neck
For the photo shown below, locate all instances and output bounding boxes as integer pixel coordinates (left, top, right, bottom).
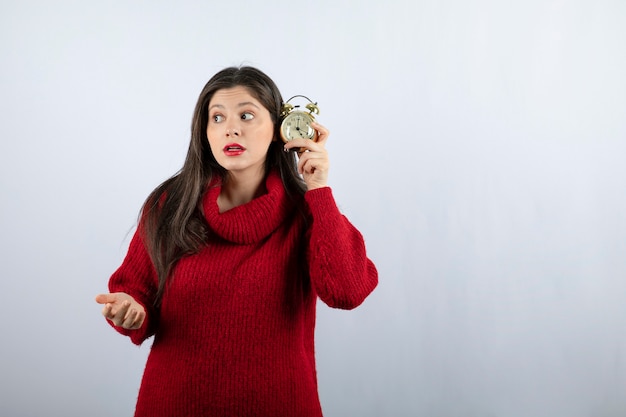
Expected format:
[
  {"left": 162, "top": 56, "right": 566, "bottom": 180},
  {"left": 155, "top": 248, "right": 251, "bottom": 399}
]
[{"left": 217, "top": 170, "right": 267, "bottom": 213}]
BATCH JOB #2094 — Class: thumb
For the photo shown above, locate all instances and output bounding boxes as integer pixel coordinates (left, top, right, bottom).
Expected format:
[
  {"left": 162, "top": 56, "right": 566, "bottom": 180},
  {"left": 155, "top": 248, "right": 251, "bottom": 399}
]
[{"left": 95, "top": 293, "right": 117, "bottom": 305}]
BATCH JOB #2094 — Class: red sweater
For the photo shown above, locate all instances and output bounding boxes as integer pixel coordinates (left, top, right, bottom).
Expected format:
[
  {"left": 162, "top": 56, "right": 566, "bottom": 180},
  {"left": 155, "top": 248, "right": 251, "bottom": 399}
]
[{"left": 107, "top": 171, "right": 378, "bottom": 417}]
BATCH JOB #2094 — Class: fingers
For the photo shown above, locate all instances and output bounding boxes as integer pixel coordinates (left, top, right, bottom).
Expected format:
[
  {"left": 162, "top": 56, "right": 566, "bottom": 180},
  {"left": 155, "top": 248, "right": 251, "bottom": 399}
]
[
  {"left": 297, "top": 149, "right": 329, "bottom": 175},
  {"left": 283, "top": 121, "right": 329, "bottom": 152},
  {"left": 282, "top": 121, "right": 330, "bottom": 190},
  {"left": 96, "top": 293, "right": 146, "bottom": 330},
  {"left": 311, "top": 122, "right": 329, "bottom": 145},
  {"left": 95, "top": 293, "right": 117, "bottom": 304},
  {"left": 285, "top": 143, "right": 329, "bottom": 190},
  {"left": 101, "top": 299, "right": 130, "bottom": 324},
  {"left": 121, "top": 306, "right": 146, "bottom": 330}
]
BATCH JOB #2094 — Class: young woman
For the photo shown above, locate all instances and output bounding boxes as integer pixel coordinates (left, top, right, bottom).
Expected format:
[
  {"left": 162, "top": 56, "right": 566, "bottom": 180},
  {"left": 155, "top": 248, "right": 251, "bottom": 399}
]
[{"left": 95, "top": 66, "right": 378, "bottom": 417}]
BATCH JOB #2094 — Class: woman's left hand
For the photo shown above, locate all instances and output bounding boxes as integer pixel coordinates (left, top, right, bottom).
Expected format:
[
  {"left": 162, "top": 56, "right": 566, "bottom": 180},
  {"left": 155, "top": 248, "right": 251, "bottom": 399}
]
[{"left": 283, "top": 121, "right": 330, "bottom": 190}]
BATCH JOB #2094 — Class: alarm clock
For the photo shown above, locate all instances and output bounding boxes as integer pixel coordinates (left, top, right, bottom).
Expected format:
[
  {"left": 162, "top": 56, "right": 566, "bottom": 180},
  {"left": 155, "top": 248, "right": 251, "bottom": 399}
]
[{"left": 279, "top": 95, "right": 320, "bottom": 144}]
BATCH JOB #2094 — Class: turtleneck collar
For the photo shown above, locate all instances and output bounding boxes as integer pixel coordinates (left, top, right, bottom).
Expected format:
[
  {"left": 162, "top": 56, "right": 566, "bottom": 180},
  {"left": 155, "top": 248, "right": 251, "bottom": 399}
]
[{"left": 202, "top": 170, "right": 295, "bottom": 244}]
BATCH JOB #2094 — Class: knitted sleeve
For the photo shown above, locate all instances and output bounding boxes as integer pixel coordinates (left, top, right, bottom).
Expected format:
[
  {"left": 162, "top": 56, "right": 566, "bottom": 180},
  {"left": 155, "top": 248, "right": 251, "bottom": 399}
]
[
  {"left": 304, "top": 187, "right": 378, "bottom": 309},
  {"left": 106, "top": 228, "right": 159, "bottom": 345}
]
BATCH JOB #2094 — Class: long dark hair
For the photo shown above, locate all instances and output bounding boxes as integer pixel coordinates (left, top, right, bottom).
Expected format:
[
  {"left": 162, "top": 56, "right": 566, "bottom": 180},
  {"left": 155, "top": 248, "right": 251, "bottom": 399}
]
[{"left": 140, "top": 66, "right": 306, "bottom": 306}]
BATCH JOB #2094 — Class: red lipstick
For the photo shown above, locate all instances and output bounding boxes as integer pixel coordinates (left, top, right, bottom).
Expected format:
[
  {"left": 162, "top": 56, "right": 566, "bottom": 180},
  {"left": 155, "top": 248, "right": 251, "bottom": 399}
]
[{"left": 223, "top": 143, "right": 246, "bottom": 156}]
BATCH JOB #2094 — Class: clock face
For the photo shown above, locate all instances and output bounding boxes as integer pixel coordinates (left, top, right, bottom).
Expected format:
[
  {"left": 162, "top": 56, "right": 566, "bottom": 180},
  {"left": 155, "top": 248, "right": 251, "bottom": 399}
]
[{"left": 280, "top": 111, "right": 317, "bottom": 142}]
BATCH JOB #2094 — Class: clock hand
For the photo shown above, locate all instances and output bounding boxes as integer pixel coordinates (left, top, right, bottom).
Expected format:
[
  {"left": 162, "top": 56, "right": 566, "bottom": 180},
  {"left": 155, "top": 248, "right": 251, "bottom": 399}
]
[
  {"left": 296, "top": 123, "right": 308, "bottom": 138},
  {"left": 302, "top": 124, "right": 312, "bottom": 139}
]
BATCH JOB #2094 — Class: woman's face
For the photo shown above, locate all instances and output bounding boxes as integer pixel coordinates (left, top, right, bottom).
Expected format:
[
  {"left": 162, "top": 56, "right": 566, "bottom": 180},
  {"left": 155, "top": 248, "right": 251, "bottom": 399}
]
[{"left": 206, "top": 86, "right": 275, "bottom": 178}]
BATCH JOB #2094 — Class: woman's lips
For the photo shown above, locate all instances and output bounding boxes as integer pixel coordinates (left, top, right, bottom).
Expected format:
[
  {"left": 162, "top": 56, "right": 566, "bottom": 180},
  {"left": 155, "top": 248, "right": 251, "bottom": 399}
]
[{"left": 224, "top": 143, "right": 245, "bottom": 156}]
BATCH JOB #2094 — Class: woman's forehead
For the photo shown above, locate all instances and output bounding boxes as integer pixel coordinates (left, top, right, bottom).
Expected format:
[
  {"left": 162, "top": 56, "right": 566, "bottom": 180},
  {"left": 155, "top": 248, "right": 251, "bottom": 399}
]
[
  {"left": 211, "top": 86, "right": 257, "bottom": 103},
  {"left": 208, "top": 86, "right": 272, "bottom": 116}
]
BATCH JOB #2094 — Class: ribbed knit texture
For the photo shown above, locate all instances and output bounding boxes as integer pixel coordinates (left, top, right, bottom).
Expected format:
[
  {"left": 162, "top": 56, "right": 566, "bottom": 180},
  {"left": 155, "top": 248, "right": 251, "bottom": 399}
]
[{"left": 107, "top": 170, "right": 378, "bottom": 417}]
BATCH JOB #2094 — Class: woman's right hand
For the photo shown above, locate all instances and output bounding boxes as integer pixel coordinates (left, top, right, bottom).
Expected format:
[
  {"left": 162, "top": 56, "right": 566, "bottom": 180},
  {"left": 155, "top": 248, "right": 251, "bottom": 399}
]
[{"left": 95, "top": 292, "right": 146, "bottom": 330}]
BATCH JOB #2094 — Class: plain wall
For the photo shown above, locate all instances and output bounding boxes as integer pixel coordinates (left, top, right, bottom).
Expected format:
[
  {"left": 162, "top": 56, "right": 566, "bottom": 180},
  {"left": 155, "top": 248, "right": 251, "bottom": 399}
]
[{"left": 1, "top": 1, "right": 625, "bottom": 416}]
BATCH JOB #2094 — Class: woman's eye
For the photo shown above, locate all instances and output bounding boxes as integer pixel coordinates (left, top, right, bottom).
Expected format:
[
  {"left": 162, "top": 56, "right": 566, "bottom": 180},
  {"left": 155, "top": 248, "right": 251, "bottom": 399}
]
[
  {"left": 241, "top": 112, "right": 254, "bottom": 121},
  {"left": 212, "top": 114, "right": 224, "bottom": 123}
]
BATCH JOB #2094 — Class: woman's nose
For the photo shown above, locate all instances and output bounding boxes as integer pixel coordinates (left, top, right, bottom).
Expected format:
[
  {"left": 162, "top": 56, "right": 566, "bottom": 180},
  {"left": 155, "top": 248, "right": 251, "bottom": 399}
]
[{"left": 225, "top": 124, "right": 240, "bottom": 137}]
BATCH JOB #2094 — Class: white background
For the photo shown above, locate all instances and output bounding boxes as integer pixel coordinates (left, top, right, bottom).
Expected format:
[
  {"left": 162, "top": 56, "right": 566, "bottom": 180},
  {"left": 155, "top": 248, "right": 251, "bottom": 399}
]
[{"left": 1, "top": 1, "right": 625, "bottom": 416}]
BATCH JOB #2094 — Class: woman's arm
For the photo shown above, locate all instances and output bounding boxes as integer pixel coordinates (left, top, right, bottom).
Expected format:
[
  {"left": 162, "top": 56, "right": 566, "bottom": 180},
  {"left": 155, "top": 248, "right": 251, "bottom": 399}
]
[
  {"left": 304, "top": 187, "right": 378, "bottom": 309},
  {"left": 95, "top": 228, "right": 159, "bottom": 345}
]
